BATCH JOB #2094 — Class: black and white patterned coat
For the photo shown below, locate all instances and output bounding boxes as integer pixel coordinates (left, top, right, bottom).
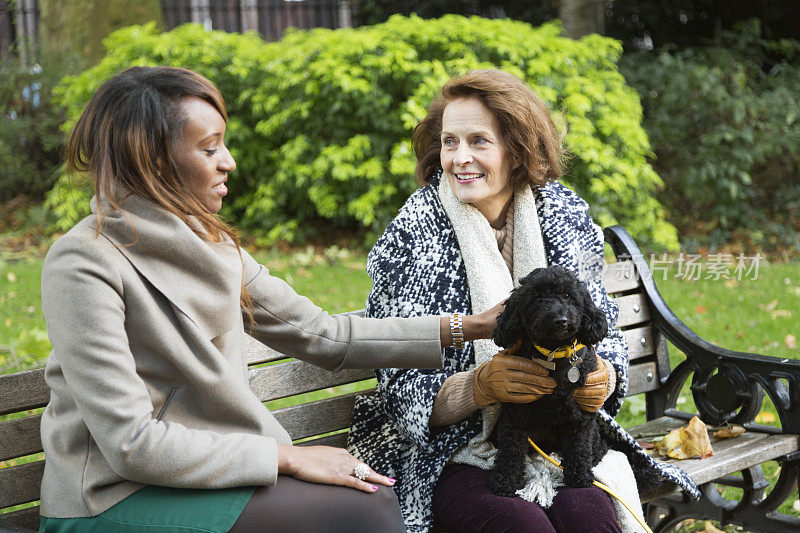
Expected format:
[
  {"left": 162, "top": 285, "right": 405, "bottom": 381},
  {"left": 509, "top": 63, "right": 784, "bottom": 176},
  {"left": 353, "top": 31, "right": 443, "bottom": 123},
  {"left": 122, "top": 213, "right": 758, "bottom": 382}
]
[{"left": 347, "top": 176, "right": 699, "bottom": 532}]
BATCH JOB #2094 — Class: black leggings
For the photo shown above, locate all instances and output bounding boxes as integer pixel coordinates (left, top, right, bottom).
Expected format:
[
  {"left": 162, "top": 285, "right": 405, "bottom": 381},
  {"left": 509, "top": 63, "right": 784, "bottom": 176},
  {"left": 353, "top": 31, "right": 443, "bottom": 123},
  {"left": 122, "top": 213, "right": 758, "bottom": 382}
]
[{"left": 228, "top": 475, "right": 406, "bottom": 533}]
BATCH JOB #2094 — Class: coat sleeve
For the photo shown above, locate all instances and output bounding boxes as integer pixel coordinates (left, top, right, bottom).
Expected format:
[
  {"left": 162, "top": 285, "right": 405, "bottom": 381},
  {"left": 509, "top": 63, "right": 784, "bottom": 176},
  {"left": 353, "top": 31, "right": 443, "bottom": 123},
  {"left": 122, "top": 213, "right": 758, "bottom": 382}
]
[
  {"left": 41, "top": 236, "right": 281, "bottom": 488},
  {"left": 240, "top": 248, "right": 442, "bottom": 371},
  {"left": 581, "top": 219, "right": 629, "bottom": 417},
  {"left": 363, "top": 217, "right": 470, "bottom": 450}
]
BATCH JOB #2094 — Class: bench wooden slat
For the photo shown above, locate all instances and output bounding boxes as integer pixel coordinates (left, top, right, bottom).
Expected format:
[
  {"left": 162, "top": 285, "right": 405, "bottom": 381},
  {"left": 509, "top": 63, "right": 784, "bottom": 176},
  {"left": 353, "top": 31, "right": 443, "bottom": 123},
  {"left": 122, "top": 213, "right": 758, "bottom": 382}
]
[
  {"left": 0, "top": 370, "right": 49, "bottom": 416},
  {"left": 603, "top": 261, "right": 640, "bottom": 294},
  {"left": 623, "top": 326, "right": 655, "bottom": 361},
  {"left": 244, "top": 336, "right": 289, "bottom": 366},
  {"left": 625, "top": 362, "right": 659, "bottom": 397},
  {"left": 296, "top": 432, "right": 349, "bottom": 448},
  {"left": 272, "top": 391, "right": 372, "bottom": 440},
  {"left": 627, "top": 416, "right": 800, "bottom": 493},
  {"left": 248, "top": 361, "right": 374, "bottom": 402},
  {"left": 614, "top": 293, "right": 651, "bottom": 328},
  {"left": 0, "top": 460, "right": 44, "bottom": 509},
  {"left": 0, "top": 415, "right": 42, "bottom": 462},
  {"left": 0, "top": 505, "right": 40, "bottom": 531}
]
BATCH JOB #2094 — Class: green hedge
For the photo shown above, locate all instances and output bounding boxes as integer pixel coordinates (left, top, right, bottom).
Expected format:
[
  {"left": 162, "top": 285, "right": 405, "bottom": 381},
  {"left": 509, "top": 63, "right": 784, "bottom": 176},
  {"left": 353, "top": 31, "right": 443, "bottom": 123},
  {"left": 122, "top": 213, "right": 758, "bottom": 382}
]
[
  {"left": 49, "top": 15, "right": 677, "bottom": 250},
  {"left": 621, "top": 21, "right": 800, "bottom": 254}
]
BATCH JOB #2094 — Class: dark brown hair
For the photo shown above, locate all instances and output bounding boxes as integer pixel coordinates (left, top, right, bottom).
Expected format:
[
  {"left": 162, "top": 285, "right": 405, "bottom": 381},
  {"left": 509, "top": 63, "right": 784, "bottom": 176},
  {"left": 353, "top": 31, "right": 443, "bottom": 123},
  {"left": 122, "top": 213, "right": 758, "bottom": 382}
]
[
  {"left": 67, "top": 66, "right": 253, "bottom": 316},
  {"left": 412, "top": 69, "right": 564, "bottom": 189}
]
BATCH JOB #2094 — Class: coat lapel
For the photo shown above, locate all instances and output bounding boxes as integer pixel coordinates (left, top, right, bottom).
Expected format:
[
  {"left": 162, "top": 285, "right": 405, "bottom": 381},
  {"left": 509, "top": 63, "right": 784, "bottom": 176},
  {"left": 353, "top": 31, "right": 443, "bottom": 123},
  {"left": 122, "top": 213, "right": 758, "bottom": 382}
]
[
  {"left": 536, "top": 182, "right": 584, "bottom": 275},
  {"left": 90, "top": 194, "right": 242, "bottom": 340}
]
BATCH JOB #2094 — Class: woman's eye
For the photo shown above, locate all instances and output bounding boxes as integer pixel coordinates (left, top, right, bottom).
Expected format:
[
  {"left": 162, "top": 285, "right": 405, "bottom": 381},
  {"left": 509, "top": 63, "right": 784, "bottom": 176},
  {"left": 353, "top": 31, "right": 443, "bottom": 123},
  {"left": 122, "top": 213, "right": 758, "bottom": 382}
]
[
  {"left": 474, "top": 137, "right": 487, "bottom": 145},
  {"left": 204, "top": 148, "right": 218, "bottom": 156},
  {"left": 442, "top": 138, "right": 455, "bottom": 147}
]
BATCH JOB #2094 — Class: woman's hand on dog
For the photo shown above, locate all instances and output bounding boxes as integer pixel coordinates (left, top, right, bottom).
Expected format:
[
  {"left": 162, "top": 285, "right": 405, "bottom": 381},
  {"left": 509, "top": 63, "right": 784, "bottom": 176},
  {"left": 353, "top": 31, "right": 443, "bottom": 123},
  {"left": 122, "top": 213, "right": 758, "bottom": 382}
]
[
  {"left": 439, "top": 300, "right": 506, "bottom": 347},
  {"left": 277, "top": 444, "right": 395, "bottom": 493},
  {"left": 473, "top": 354, "right": 557, "bottom": 406},
  {"left": 573, "top": 354, "right": 610, "bottom": 412}
]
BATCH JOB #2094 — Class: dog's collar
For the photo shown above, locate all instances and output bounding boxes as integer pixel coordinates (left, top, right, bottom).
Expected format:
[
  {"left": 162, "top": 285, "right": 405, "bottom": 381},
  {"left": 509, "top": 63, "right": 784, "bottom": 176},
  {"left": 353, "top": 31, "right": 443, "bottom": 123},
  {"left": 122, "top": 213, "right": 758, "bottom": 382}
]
[{"left": 533, "top": 340, "right": 585, "bottom": 360}]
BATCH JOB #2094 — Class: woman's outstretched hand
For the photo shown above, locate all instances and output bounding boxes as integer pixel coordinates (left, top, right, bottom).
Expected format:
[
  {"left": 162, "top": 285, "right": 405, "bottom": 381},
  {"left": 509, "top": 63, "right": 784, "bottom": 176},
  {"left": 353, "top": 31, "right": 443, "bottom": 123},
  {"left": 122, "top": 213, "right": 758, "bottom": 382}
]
[
  {"left": 440, "top": 300, "right": 507, "bottom": 347},
  {"left": 277, "top": 444, "right": 394, "bottom": 493}
]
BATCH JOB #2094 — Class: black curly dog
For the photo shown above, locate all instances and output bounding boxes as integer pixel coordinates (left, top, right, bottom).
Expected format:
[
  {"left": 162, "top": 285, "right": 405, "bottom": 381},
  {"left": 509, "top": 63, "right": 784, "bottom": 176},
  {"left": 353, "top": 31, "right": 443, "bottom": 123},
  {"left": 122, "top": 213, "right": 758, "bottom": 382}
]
[{"left": 489, "top": 265, "right": 609, "bottom": 496}]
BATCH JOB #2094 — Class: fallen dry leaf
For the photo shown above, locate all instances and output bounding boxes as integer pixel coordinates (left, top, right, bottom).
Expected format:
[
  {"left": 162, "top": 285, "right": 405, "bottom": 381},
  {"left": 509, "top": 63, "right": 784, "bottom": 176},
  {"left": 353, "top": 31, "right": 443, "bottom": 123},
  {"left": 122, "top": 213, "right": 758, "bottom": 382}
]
[
  {"left": 735, "top": 331, "right": 745, "bottom": 339},
  {"left": 755, "top": 411, "right": 777, "bottom": 424},
  {"left": 714, "top": 425, "right": 746, "bottom": 439},
  {"left": 656, "top": 429, "right": 683, "bottom": 458},
  {"left": 694, "top": 305, "right": 708, "bottom": 315},
  {"left": 723, "top": 279, "right": 738, "bottom": 288},
  {"left": 638, "top": 441, "right": 655, "bottom": 450},
  {"left": 759, "top": 299, "right": 779, "bottom": 312},
  {"left": 697, "top": 521, "right": 725, "bottom": 533},
  {"left": 786, "top": 334, "right": 797, "bottom": 349},
  {"left": 681, "top": 416, "right": 714, "bottom": 459},
  {"left": 772, "top": 309, "right": 792, "bottom": 319},
  {"left": 655, "top": 416, "right": 714, "bottom": 459}
]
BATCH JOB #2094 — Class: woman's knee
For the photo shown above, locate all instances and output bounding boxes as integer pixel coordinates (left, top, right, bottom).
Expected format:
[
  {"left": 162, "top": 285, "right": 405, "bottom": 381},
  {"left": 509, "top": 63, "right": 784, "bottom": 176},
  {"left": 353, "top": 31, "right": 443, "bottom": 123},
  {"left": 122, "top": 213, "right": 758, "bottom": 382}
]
[
  {"left": 547, "top": 487, "right": 621, "bottom": 533},
  {"left": 355, "top": 486, "right": 405, "bottom": 531}
]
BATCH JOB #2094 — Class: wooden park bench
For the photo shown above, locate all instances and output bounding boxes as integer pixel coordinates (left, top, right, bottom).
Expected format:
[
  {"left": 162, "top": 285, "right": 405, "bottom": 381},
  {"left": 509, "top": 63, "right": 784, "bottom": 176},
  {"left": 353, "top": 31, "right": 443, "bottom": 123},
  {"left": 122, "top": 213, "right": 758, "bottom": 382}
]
[{"left": 1, "top": 225, "right": 799, "bottom": 532}]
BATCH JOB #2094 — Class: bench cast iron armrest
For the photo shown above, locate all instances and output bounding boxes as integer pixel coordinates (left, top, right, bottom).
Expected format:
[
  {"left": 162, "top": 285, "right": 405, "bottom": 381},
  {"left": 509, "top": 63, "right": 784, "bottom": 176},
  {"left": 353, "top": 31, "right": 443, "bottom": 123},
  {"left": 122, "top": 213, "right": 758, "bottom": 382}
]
[
  {"left": 604, "top": 225, "right": 800, "bottom": 433},
  {"left": 605, "top": 225, "right": 800, "bottom": 532}
]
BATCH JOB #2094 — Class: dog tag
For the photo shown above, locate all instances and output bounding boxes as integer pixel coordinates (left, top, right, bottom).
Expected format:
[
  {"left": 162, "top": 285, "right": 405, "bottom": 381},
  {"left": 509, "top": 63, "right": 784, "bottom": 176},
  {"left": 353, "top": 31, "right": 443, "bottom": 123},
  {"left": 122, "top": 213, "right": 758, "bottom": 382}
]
[{"left": 567, "top": 366, "right": 580, "bottom": 383}]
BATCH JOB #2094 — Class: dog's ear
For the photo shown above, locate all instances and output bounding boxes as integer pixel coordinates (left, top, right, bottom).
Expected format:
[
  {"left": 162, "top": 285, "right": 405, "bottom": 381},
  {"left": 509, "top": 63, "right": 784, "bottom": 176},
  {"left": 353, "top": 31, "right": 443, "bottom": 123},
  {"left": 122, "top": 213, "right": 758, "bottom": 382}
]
[
  {"left": 576, "top": 290, "right": 608, "bottom": 346},
  {"left": 492, "top": 292, "right": 528, "bottom": 348}
]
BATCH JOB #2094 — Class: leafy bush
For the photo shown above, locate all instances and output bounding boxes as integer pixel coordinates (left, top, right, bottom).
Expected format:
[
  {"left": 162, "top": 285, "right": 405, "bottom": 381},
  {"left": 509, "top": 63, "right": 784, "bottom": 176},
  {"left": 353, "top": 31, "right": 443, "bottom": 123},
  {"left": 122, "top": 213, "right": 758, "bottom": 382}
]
[
  {"left": 50, "top": 15, "right": 677, "bottom": 249},
  {"left": 0, "top": 51, "right": 80, "bottom": 202},
  {"left": 621, "top": 20, "right": 800, "bottom": 254}
]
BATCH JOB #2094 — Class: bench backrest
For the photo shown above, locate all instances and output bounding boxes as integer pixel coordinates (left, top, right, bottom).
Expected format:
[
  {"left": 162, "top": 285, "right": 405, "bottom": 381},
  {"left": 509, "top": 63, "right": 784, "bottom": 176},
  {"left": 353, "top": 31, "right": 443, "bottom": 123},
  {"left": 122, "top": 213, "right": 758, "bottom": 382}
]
[{"left": 0, "top": 226, "right": 665, "bottom": 530}]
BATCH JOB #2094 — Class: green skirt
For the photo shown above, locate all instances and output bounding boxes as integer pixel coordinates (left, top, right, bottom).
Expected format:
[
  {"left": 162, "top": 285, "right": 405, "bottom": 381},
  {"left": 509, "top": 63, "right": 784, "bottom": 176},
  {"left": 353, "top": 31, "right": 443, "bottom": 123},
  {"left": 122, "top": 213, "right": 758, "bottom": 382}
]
[{"left": 39, "top": 485, "right": 256, "bottom": 533}]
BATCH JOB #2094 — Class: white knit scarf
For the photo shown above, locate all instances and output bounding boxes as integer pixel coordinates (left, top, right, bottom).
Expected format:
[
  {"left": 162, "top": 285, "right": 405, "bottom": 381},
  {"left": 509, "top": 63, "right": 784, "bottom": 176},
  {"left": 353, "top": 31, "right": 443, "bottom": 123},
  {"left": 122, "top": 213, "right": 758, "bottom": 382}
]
[{"left": 437, "top": 176, "right": 646, "bottom": 533}]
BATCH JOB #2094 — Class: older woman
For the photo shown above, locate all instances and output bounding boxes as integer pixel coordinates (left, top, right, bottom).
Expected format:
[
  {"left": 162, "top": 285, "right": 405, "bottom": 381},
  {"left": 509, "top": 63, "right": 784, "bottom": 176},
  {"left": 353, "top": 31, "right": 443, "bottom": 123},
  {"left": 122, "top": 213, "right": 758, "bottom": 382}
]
[
  {"left": 347, "top": 70, "right": 697, "bottom": 533},
  {"left": 36, "top": 66, "right": 510, "bottom": 533}
]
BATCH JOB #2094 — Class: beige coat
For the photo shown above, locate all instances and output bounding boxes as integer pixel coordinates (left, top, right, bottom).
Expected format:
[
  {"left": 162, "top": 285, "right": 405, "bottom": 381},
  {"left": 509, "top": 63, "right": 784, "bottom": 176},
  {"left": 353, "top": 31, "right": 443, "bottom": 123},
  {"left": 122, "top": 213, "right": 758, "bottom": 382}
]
[{"left": 39, "top": 194, "right": 442, "bottom": 518}]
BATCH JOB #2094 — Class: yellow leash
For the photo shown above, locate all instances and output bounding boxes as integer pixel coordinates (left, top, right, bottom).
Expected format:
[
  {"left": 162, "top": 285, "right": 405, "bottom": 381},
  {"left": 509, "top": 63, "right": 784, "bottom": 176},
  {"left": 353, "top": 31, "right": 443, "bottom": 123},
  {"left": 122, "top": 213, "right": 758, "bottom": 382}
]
[{"left": 527, "top": 437, "right": 654, "bottom": 533}]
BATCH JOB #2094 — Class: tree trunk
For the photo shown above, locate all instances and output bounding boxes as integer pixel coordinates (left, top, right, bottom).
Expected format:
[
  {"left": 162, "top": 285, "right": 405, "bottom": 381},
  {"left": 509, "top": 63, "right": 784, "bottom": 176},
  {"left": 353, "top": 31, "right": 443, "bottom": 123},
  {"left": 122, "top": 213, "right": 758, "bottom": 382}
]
[
  {"left": 559, "top": 0, "right": 605, "bottom": 39},
  {"left": 39, "top": 0, "right": 164, "bottom": 65}
]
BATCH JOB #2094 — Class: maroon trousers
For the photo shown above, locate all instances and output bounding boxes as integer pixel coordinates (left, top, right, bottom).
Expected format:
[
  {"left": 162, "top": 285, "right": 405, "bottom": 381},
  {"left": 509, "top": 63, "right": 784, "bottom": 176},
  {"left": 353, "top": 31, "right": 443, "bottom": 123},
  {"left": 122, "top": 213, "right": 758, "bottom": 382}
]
[{"left": 432, "top": 464, "right": 623, "bottom": 533}]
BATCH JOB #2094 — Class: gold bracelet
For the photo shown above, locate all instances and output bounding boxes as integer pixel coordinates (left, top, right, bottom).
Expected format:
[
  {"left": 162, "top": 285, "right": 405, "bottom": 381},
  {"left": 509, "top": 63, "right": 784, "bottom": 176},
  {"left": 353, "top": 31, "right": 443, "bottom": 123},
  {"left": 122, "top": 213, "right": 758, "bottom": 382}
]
[{"left": 450, "top": 313, "right": 465, "bottom": 349}]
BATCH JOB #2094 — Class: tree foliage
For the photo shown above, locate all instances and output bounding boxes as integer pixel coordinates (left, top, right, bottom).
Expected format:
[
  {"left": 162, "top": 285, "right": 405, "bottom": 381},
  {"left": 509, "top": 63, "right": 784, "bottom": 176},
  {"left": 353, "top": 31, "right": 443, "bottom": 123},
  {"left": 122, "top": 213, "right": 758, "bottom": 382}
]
[
  {"left": 49, "top": 15, "right": 677, "bottom": 249},
  {"left": 38, "top": 0, "right": 163, "bottom": 65},
  {"left": 621, "top": 21, "right": 800, "bottom": 253},
  {"left": 0, "top": 50, "right": 80, "bottom": 202}
]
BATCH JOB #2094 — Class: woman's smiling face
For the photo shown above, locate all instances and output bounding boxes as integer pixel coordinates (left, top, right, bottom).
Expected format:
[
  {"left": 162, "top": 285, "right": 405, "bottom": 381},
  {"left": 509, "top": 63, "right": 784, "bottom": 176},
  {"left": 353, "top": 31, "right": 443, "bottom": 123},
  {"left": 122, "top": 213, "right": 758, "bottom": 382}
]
[
  {"left": 171, "top": 96, "right": 236, "bottom": 214},
  {"left": 440, "top": 97, "right": 513, "bottom": 225}
]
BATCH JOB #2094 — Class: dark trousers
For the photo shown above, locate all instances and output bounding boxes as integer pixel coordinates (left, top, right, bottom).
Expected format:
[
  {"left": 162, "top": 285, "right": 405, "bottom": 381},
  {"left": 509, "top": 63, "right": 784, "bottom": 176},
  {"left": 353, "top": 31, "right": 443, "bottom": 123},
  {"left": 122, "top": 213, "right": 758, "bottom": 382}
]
[
  {"left": 432, "top": 463, "right": 623, "bottom": 533},
  {"left": 229, "top": 475, "right": 406, "bottom": 533}
]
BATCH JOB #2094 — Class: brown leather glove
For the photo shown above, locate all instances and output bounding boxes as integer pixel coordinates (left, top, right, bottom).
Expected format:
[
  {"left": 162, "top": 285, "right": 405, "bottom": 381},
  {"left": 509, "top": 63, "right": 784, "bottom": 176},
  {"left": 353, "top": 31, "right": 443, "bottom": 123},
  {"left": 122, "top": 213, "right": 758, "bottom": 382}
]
[
  {"left": 473, "top": 353, "right": 557, "bottom": 407},
  {"left": 574, "top": 354, "right": 610, "bottom": 412}
]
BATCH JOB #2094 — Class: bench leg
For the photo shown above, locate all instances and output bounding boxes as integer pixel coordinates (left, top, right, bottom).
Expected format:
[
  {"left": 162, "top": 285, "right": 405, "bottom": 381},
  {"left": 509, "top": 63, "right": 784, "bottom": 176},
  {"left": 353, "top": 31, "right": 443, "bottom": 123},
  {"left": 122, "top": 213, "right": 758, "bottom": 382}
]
[{"left": 644, "top": 459, "right": 800, "bottom": 533}]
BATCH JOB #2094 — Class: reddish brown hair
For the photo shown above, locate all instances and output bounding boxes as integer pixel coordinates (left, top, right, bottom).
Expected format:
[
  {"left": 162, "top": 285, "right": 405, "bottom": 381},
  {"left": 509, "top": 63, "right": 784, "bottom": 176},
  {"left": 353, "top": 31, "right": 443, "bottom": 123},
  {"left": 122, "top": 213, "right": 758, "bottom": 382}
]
[
  {"left": 67, "top": 66, "right": 253, "bottom": 317},
  {"left": 412, "top": 69, "right": 564, "bottom": 189}
]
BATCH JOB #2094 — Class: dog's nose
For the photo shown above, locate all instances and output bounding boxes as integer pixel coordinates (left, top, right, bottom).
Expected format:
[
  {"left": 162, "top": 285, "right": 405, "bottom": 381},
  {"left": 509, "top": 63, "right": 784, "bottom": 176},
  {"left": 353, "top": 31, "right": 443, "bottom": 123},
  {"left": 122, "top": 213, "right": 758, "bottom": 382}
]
[{"left": 555, "top": 317, "right": 568, "bottom": 328}]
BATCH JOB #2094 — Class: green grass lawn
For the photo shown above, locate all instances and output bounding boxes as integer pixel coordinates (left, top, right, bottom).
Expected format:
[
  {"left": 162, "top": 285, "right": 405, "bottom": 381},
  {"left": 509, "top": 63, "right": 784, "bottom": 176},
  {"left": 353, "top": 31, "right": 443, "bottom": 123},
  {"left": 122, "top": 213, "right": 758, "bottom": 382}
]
[
  {"left": 2, "top": 247, "right": 798, "bottom": 529},
  {"left": 3, "top": 248, "right": 797, "bottom": 372}
]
